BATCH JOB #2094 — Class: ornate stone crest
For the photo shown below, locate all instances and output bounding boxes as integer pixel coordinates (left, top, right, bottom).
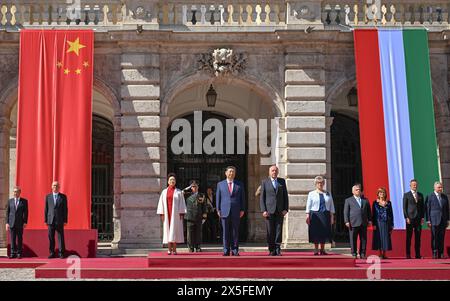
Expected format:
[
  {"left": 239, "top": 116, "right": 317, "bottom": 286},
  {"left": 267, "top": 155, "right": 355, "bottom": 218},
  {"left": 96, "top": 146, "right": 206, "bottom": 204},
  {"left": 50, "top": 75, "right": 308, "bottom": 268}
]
[{"left": 198, "top": 48, "right": 247, "bottom": 76}]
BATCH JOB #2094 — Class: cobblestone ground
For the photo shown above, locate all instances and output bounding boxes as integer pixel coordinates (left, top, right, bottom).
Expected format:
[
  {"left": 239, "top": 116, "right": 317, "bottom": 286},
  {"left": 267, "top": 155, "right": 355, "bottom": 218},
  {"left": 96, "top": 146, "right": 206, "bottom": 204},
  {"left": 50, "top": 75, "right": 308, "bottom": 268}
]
[
  {"left": 0, "top": 268, "right": 36, "bottom": 281},
  {"left": 0, "top": 268, "right": 338, "bottom": 281}
]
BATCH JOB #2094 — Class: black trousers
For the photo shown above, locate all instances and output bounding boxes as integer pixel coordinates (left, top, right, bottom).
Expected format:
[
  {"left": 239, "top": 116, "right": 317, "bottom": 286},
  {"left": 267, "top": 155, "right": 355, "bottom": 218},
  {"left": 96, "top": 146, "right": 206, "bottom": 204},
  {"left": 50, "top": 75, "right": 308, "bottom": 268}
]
[
  {"left": 48, "top": 223, "right": 65, "bottom": 255},
  {"left": 349, "top": 225, "right": 367, "bottom": 256},
  {"left": 405, "top": 218, "right": 422, "bottom": 257},
  {"left": 10, "top": 227, "right": 24, "bottom": 255},
  {"left": 186, "top": 220, "right": 202, "bottom": 250},
  {"left": 265, "top": 212, "right": 284, "bottom": 253},
  {"left": 431, "top": 221, "right": 447, "bottom": 256}
]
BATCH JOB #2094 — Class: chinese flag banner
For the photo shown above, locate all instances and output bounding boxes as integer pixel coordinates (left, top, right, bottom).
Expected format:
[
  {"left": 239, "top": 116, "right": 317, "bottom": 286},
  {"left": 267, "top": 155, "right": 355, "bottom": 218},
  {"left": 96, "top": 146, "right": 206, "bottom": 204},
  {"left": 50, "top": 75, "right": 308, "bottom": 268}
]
[{"left": 17, "top": 30, "right": 93, "bottom": 229}]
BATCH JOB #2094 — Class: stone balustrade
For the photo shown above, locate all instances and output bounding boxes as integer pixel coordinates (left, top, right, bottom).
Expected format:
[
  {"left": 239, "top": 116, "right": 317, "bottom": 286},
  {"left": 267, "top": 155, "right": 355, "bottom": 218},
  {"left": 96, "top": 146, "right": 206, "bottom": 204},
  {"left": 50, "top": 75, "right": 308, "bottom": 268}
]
[
  {"left": 323, "top": 1, "right": 449, "bottom": 28},
  {"left": 0, "top": 1, "right": 448, "bottom": 30}
]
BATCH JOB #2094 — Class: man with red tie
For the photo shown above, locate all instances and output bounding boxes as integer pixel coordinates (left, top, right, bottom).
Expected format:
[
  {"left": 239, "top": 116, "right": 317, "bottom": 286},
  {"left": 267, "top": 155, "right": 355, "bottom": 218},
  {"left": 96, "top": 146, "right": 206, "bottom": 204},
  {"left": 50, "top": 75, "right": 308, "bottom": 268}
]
[{"left": 216, "top": 166, "right": 245, "bottom": 256}]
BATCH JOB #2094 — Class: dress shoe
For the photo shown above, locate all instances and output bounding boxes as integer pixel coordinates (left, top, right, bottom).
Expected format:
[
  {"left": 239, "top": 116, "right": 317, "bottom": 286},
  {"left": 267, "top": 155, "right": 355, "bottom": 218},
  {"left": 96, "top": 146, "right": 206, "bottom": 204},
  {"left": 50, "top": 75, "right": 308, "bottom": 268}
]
[
  {"left": 196, "top": 248, "right": 202, "bottom": 253},
  {"left": 48, "top": 254, "right": 55, "bottom": 259},
  {"left": 59, "top": 254, "right": 65, "bottom": 259},
  {"left": 223, "top": 252, "right": 230, "bottom": 256},
  {"left": 269, "top": 251, "right": 276, "bottom": 256},
  {"left": 352, "top": 255, "right": 358, "bottom": 259},
  {"left": 360, "top": 254, "right": 367, "bottom": 260},
  {"left": 406, "top": 255, "right": 412, "bottom": 259},
  {"left": 415, "top": 255, "right": 423, "bottom": 259},
  {"left": 319, "top": 250, "right": 328, "bottom": 256},
  {"left": 189, "top": 248, "right": 194, "bottom": 253},
  {"left": 232, "top": 252, "right": 240, "bottom": 256},
  {"left": 172, "top": 251, "right": 177, "bottom": 255},
  {"left": 16, "top": 254, "right": 22, "bottom": 259},
  {"left": 275, "top": 249, "right": 282, "bottom": 256},
  {"left": 8, "top": 254, "right": 16, "bottom": 259}
]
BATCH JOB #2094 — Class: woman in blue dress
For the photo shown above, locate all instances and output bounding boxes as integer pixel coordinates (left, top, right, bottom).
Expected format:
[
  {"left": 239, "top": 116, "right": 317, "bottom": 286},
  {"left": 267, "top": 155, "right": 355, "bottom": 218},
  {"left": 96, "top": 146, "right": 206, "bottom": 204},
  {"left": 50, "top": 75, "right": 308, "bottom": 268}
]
[
  {"left": 372, "top": 187, "right": 394, "bottom": 259},
  {"left": 306, "top": 176, "right": 335, "bottom": 255}
]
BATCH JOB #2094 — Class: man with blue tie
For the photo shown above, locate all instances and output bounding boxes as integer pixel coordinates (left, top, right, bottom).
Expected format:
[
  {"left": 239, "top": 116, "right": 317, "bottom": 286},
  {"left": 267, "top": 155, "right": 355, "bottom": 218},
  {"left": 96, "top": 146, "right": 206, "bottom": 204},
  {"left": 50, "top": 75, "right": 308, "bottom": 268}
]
[
  {"left": 344, "top": 184, "right": 372, "bottom": 259},
  {"left": 260, "top": 165, "right": 289, "bottom": 256},
  {"left": 216, "top": 166, "right": 245, "bottom": 256},
  {"left": 45, "top": 181, "right": 68, "bottom": 258},
  {"left": 6, "top": 186, "right": 28, "bottom": 259},
  {"left": 425, "top": 181, "right": 449, "bottom": 259}
]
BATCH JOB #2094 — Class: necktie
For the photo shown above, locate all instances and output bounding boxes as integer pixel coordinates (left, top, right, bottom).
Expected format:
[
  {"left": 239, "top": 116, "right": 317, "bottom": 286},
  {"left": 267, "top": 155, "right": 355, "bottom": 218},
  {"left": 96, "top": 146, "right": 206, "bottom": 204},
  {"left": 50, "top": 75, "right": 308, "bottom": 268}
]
[
  {"left": 437, "top": 194, "right": 442, "bottom": 207},
  {"left": 357, "top": 198, "right": 361, "bottom": 208},
  {"left": 54, "top": 194, "right": 57, "bottom": 206},
  {"left": 413, "top": 192, "right": 417, "bottom": 202},
  {"left": 272, "top": 179, "right": 277, "bottom": 190},
  {"left": 15, "top": 198, "right": 18, "bottom": 209},
  {"left": 228, "top": 182, "right": 232, "bottom": 194}
]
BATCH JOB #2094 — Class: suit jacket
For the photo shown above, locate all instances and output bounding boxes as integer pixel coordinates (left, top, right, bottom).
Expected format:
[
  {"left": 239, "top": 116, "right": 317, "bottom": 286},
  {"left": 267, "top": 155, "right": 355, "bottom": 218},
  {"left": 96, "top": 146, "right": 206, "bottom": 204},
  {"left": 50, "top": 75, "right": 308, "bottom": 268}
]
[
  {"left": 6, "top": 198, "right": 28, "bottom": 228},
  {"left": 260, "top": 177, "right": 289, "bottom": 214},
  {"left": 45, "top": 193, "right": 68, "bottom": 226},
  {"left": 343, "top": 196, "right": 372, "bottom": 227},
  {"left": 425, "top": 192, "right": 449, "bottom": 225},
  {"left": 216, "top": 180, "right": 245, "bottom": 218},
  {"left": 403, "top": 191, "right": 424, "bottom": 220}
]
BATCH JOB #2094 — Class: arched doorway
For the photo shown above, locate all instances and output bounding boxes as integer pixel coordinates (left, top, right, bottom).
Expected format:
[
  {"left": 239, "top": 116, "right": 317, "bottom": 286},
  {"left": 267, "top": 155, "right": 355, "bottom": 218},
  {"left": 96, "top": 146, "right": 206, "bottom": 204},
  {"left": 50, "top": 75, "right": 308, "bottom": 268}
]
[
  {"left": 168, "top": 111, "right": 248, "bottom": 241},
  {"left": 91, "top": 114, "right": 114, "bottom": 241},
  {"left": 163, "top": 77, "right": 284, "bottom": 243},
  {"left": 331, "top": 112, "right": 362, "bottom": 242}
]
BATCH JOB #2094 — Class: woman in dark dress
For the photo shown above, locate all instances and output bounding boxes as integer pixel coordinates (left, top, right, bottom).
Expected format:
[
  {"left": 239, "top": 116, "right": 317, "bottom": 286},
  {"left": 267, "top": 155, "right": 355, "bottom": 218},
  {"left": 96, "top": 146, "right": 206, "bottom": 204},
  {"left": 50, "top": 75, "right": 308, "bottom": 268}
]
[
  {"left": 372, "top": 187, "right": 394, "bottom": 259},
  {"left": 306, "top": 176, "right": 335, "bottom": 255}
]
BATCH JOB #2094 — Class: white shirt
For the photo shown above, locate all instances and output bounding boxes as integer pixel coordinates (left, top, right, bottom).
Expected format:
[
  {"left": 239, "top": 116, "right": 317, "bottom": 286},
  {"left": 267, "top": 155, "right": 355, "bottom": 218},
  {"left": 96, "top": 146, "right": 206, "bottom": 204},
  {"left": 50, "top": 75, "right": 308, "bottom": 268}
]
[
  {"left": 354, "top": 196, "right": 361, "bottom": 207},
  {"left": 306, "top": 190, "right": 335, "bottom": 214},
  {"left": 53, "top": 193, "right": 59, "bottom": 205},
  {"left": 271, "top": 177, "right": 278, "bottom": 189},
  {"left": 434, "top": 191, "right": 442, "bottom": 205}
]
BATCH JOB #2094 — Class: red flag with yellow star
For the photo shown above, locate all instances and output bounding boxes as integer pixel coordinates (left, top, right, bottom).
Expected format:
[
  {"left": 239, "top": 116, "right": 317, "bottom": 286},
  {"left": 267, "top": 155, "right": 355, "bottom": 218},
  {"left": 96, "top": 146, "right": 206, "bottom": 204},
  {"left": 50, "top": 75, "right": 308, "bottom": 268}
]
[{"left": 17, "top": 30, "right": 93, "bottom": 229}]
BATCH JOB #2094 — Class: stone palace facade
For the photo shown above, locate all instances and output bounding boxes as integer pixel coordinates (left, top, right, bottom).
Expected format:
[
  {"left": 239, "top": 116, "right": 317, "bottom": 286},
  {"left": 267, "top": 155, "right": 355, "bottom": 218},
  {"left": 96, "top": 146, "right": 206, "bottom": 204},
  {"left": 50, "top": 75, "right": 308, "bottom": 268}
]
[{"left": 0, "top": 0, "right": 449, "bottom": 251}]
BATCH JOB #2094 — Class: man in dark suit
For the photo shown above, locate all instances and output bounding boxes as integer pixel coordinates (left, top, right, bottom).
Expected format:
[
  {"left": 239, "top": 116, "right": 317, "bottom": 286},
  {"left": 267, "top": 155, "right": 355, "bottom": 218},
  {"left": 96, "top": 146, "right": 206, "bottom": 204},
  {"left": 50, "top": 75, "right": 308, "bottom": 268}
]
[
  {"left": 425, "top": 181, "right": 449, "bottom": 259},
  {"left": 45, "top": 181, "right": 68, "bottom": 258},
  {"left": 403, "top": 179, "right": 424, "bottom": 259},
  {"left": 5, "top": 186, "right": 28, "bottom": 259},
  {"left": 216, "top": 166, "right": 245, "bottom": 256},
  {"left": 260, "top": 165, "right": 289, "bottom": 256},
  {"left": 344, "top": 183, "right": 372, "bottom": 259}
]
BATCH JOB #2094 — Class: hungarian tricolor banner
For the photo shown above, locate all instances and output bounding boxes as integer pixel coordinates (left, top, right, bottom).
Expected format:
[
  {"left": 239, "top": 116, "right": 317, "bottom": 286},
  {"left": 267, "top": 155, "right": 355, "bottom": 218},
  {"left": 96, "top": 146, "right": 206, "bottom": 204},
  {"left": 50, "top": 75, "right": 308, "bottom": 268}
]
[
  {"left": 354, "top": 29, "right": 440, "bottom": 229},
  {"left": 16, "top": 30, "right": 93, "bottom": 229}
]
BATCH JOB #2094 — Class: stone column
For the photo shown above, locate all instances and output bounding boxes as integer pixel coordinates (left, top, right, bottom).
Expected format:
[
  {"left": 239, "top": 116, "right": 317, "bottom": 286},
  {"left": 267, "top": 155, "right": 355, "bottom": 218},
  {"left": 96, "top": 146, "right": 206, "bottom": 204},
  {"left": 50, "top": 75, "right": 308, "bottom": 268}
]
[
  {"left": 113, "top": 52, "right": 162, "bottom": 249},
  {"left": 283, "top": 52, "right": 326, "bottom": 246},
  {"left": 0, "top": 117, "right": 12, "bottom": 247}
]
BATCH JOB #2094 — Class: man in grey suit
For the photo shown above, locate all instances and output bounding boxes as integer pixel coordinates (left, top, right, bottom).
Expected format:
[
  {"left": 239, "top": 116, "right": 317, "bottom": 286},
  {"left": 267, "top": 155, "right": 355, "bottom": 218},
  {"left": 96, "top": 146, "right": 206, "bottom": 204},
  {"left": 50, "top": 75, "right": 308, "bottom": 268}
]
[
  {"left": 5, "top": 186, "right": 28, "bottom": 259},
  {"left": 260, "top": 165, "right": 289, "bottom": 256},
  {"left": 45, "top": 181, "right": 68, "bottom": 258},
  {"left": 425, "top": 181, "right": 449, "bottom": 259},
  {"left": 344, "top": 183, "right": 372, "bottom": 259}
]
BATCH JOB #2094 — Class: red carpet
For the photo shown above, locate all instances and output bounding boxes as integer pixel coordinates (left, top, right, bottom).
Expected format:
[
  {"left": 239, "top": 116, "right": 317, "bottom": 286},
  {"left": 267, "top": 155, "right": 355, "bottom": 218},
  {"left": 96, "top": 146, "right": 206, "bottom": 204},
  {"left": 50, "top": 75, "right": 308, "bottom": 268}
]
[
  {"left": 7, "top": 229, "right": 98, "bottom": 258},
  {"left": 30, "top": 252, "right": 450, "bottom": 280},
  {"left": 366, "top": 229, "right": 450, "bottom": 257}
]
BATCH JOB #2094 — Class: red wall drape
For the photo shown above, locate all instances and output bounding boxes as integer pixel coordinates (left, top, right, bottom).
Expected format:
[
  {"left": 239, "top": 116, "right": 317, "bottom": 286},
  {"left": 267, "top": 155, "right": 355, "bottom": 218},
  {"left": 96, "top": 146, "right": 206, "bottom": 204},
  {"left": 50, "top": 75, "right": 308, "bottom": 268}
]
[{"left": 16, "top": 30, "right": 93, "bottom": 229}]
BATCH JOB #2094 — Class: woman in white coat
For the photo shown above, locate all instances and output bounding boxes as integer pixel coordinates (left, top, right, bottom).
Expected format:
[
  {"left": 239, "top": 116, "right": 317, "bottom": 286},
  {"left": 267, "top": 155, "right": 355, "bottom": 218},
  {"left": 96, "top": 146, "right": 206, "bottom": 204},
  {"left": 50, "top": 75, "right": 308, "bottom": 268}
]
[{"left": 157, "top": 173, "right": 187, "bottom": 255}]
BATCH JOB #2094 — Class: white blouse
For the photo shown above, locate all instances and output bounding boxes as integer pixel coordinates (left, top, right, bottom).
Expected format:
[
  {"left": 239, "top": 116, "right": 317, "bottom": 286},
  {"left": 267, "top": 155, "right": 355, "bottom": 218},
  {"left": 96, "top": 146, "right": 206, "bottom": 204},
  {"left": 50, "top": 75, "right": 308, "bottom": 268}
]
[{"left": 306, "top": 190, "right": 335, "bottom": 214}]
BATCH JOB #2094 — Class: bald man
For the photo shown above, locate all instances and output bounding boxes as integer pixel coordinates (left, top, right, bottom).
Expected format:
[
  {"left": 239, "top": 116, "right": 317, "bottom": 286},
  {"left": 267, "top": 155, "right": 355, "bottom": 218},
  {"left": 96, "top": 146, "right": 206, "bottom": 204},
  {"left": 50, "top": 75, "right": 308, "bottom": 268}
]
[{"left": 45, "top": 181, "right": 68, "bottom": 258}]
